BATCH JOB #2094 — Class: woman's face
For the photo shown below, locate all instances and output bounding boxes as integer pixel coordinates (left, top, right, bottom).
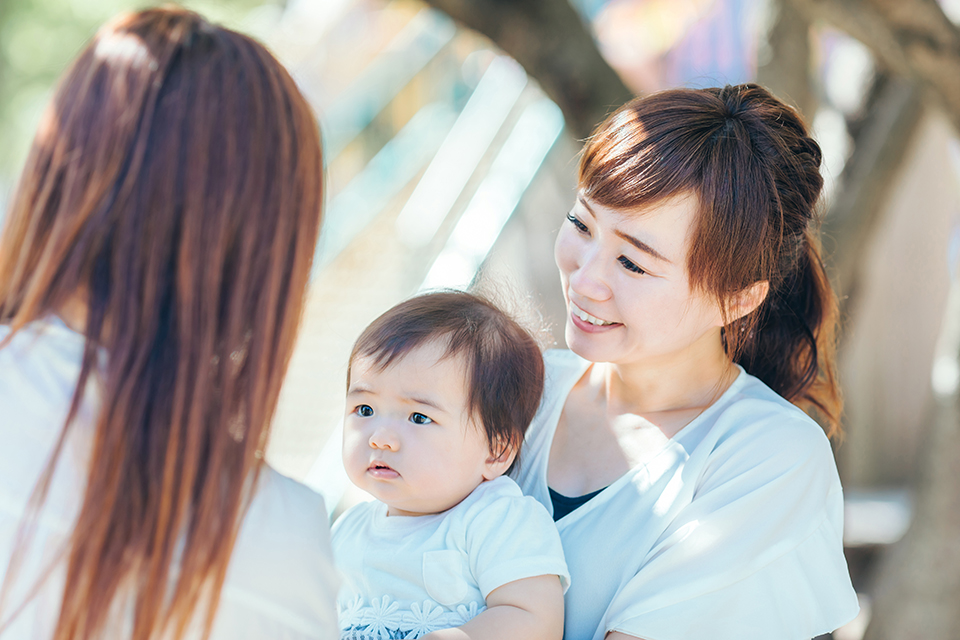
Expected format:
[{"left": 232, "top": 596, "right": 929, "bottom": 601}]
[{"left": 554, "top": 192, "right": 726, "bottom": 368}]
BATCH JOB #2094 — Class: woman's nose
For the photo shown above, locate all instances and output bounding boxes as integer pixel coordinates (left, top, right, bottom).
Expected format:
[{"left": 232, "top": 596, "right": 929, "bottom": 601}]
[
  {"left": 368, "top": 425, "right": 399, "bottom": 451},
  {"left": 568, "top": 250, "right": 612, "bottom": 302}
]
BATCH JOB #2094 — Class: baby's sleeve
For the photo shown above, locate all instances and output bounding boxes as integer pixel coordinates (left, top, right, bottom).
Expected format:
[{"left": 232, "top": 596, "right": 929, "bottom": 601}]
[
  {"left": 458, "top": 478, "right": 569, "bottom": 599},
  {"left": 602, "top": 415, "right": 859, "bottom": 640}
]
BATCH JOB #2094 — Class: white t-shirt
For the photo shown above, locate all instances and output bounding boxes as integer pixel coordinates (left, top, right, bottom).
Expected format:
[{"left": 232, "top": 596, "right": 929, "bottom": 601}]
[
  {"left": 512, "top": 350, "right": 860, "bottom": 640},
  {"left": 331, "top": 475, "right": 569, "bottom": 640},
  {"left": 0, "top": 317, "right": 339, "bottom": 639}
]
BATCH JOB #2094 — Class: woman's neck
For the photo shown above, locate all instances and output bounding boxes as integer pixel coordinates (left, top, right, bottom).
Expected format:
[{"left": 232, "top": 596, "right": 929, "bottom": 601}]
[
  {"left": 600, "top": 332, "right": 738, "bottom": 417},
  {"left": 55, "top": 293, "right": 90, "bottom": 335}
]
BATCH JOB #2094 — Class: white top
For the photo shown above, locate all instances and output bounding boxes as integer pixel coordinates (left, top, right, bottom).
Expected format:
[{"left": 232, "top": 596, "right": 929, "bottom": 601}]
[
  {"left": 512, "top": 350, "right": 860, "bottom": 640},
  {"left": 0, "top": 317, "right": 339, "bottom": 639},
  {"left": 331, "top": 475, "right": 569, "bottom": 639}
]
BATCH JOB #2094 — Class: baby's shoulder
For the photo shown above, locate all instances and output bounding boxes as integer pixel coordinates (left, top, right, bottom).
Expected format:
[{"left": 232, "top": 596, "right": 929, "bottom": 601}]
[
  {"left": 330, "top": 497, "right": 382, "bottom": 539},
  {"left": 451, "top": 477, "right": 553, "bottom": 532},
  {"left": 461, "top": 475, "right": 524, "bottom": 503}
]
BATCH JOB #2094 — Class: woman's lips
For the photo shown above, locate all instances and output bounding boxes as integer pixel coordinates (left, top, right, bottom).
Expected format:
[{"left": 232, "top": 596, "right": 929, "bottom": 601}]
[
  {"left": 569, "top": 301, "right": 621, "bottom": 334},
  {"left": 367, "top": 462, "right": 400, "bottom": 479},
  {"left": 571, "top": 311, "right": 619, "bottom": 333}
]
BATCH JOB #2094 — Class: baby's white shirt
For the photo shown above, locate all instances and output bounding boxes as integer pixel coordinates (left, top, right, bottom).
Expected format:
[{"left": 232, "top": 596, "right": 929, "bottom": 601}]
[{"left": 331, "top": 475, "right": 569, "bottom": 639}]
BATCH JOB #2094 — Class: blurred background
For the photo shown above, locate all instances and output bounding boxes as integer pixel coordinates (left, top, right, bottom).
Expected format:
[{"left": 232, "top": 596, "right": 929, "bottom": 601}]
[{"left": 3, "top": 0, "right": 960, "bottom": 637}]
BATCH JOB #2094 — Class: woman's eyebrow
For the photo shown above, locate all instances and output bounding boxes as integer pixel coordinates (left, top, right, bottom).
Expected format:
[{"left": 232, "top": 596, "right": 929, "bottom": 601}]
[
  {"left": 578, "top": 194, "right": 672, "bottom": 264},
  {"left": 615, "top": 230, "right": 672, "bottom": 264},
  {"left": 578, "top": 194, "right": 598, "bottom": 219}
]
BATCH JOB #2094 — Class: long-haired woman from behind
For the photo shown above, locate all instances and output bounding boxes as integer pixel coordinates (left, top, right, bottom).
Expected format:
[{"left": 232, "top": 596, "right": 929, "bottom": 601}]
[
  {"left": 0, "top": 8, "right": 336, "bottom": 639},
  {"left": 512, "top": 84, "right": 860, "bottom": 639}
]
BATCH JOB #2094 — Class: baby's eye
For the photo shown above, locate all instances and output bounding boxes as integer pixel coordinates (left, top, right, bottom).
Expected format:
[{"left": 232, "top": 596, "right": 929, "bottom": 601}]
[
  {"left": 566, "top": 212, "right": 589, "bottom": 235},
  {"left": 354, "top": 404, "right": 374, "bottom": 418},
  {"left": 409, "top": 412, "right": 433, "bottom": 425},
  {"left": 618, "top": 255, "right": 646, "bottom": 275}
]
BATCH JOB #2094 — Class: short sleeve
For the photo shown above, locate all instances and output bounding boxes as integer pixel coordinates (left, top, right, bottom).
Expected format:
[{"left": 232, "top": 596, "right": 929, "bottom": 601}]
[
  {"left": 604, "top": 412, "right": 859, "bottom": 640},
  {"left": 458, "top": 479, "right": 570, "bottom": 598}
]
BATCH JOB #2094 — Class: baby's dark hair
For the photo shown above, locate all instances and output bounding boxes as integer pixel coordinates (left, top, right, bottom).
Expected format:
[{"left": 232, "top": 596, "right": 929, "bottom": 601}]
[{"left": 348, "top": 290, "right": 545, "bottom": 473}]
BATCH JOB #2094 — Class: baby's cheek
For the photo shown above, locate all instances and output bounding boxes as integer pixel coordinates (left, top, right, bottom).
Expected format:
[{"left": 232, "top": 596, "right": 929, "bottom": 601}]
[{"left": 341, "top": 430, "right": 366, "bottom": 472}]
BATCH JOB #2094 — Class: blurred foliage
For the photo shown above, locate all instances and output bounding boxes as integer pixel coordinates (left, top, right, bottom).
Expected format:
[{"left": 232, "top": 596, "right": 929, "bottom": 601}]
[{"left": 0, "top": 0, "right": 284, "bottom": 185}]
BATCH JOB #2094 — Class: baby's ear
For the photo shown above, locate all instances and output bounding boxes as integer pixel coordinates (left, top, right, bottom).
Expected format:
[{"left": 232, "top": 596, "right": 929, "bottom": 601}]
[{"left": 482, "top": 446, "right": 516, "bottom": 481}]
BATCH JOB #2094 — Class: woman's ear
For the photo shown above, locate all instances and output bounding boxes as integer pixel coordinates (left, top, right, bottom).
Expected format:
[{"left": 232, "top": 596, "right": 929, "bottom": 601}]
[
  {"left": 728, "top": 281, "right": 769, "bottom": 322},
  {"left": 482, "top": 447, "right": 516, "bottom": 481}
]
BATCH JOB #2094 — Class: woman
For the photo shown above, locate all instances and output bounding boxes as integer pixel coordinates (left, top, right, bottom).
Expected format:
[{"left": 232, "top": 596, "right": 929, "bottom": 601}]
[
  {"left": 0, "top": 8, "right": 336, "bottom": 640},
  {"left": 513, "top": 84, "right": 860, "bottom": 639}
]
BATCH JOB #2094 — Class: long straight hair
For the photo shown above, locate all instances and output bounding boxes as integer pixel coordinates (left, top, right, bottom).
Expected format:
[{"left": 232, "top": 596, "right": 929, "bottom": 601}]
[
  {"left": 0, "top": 8, "right": 323, "bottom": 639},
  {"left": 580, "top": 84, "right": 842, "bottom": 436}
]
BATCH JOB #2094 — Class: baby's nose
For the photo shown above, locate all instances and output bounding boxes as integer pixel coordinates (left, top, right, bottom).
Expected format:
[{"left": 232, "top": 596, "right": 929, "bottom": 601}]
[{"left": 368, "top": 425, "right": 399, "bottom": 451}]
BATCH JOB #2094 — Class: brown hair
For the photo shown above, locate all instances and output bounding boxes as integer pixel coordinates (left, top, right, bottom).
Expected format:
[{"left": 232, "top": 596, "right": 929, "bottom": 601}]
[
  {"left": 579, "top": 84, "right": 842, "bottom": 436},
  {"left": 0, "top": 7, "right": 322, "bottom": 639},
  {"left": 348, "top": 291, "right": 545, "bottom": 472}
]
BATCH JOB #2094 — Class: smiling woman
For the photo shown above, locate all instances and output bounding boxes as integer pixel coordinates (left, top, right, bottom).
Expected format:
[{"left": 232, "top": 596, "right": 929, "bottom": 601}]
[
  {"left": 511, "top": 84, "right": 860, "bottom": 640},
  {"left": 555, "top": 193, "right": 733, "bottom": 384}
]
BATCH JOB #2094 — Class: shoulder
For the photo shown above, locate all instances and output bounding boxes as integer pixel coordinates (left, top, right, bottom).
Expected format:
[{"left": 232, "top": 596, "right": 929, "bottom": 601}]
[
  {"left": 453, "top": 477, "right": 554, "bottom": 531},
  {"left": 228, "top": 465, "right": 338, "bottom": 598},
  {"left": 238, "top": 466, "right": 332, "bottom": 555},
  {"left": 713, "top": 372, "right": 832, "bottom": 453},
  {"left": 331, "top": 498, "right": 380, "bottom": 539},
  {"left": 454, "top": 477, "right": 570, "bottom": 595},
  {"left": 0, "top": 319, "right": 96, "bottom": 471},
  {"left": 457, "top": 475, "right": 526, "bottom": 508},
  {"left": 0, "top": 318, "right": 87, "bottom": 408},
  {"left": 695, "top": 370, "right": 839, "bottom": 493},
  {"left": 220, "top": 466, "right": 339, "bottom": 635}
]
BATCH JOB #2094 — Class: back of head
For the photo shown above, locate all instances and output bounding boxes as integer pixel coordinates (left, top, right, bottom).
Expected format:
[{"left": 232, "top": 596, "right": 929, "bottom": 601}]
[
  {"left": 350, "top": 291, "right": 545, "bottom": 473},
  {"left": 0, "top": 7, "right": 323, "bottom": 639},
  {"left": 580, "top": 84, "right": 841, "bottom": 435}
]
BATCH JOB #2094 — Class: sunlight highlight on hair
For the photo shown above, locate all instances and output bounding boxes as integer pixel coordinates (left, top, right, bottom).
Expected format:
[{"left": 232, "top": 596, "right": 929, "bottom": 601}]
[{"left": 93, "top": 32, "right": 156, "bottom": 71}]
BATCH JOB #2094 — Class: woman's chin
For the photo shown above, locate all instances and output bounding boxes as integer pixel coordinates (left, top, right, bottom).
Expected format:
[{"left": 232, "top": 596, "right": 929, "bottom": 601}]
[{"left": 565, "top": 324, "right": 619, "bottom": 363}]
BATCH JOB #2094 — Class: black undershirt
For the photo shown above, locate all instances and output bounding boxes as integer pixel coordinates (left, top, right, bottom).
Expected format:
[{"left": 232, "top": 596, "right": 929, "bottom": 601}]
[{"left": 549, "top": 486, "right": 607, "bottom": 521}]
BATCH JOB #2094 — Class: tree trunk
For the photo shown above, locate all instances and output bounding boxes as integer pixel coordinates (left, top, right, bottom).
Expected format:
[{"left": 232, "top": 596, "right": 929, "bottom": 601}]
[
  {"left": 862, "top": 280, "right": 960, "bottom": 640},
  {"left": 820, "top": 74, "right": 924, "bottom": 318},
  {"left": 757, "top": 0, "right": 817, "bottom": 121},
  {"left": 417, "top": 0, "right": 636, "bottom": 139},
  {"left": 788, "top": 0, "right": 960, "bottom": 133}
]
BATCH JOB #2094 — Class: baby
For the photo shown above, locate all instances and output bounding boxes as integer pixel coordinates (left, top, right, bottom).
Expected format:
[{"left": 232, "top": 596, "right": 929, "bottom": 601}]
[{"left": 331, "top": 291, "right": 568, "bottom": 640}]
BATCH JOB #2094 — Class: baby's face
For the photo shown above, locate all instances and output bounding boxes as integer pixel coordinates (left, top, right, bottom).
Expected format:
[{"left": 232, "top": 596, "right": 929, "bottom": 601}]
[{"left": 343, "top": 339, "right": 502, "bottom": 517}]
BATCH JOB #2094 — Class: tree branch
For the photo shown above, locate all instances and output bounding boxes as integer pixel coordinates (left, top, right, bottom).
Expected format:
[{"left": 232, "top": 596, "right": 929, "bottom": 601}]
[
  {"left": 789, "top": 0, "right": 960, "bottom": 132},
  {"left": 417, "top": 0, "right": 635, "bottom": 139}
]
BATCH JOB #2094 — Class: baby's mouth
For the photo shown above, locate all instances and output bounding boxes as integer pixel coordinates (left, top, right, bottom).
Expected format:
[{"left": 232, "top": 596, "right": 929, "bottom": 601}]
[{"left": 367, "top": 461, "right": 400, "bottom": 478}]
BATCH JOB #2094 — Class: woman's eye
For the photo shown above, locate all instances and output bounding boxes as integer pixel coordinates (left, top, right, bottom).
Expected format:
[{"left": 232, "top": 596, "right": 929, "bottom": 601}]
[
  {"left": 618, "top": 256, "right": 646, "bottom": 275},
  {"left": 354, "top": 404, "right": 374, "bottom": 417},
  {"left": 410, "top": 412, "right": 433, "bottom": 425},
  {"left": 566, "top": 213, "right": 589, "bottom": 234}
]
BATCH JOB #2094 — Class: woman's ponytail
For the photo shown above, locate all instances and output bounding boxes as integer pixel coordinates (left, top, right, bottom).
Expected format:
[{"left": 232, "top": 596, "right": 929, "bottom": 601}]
[{"left": 735, "top": 229, "right": 842, "bottom": 437}]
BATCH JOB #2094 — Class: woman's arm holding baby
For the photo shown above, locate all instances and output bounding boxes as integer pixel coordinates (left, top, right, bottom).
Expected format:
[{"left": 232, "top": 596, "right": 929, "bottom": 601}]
[{"left": 421, "top": 575, "right": 564, "bottom": 640}]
